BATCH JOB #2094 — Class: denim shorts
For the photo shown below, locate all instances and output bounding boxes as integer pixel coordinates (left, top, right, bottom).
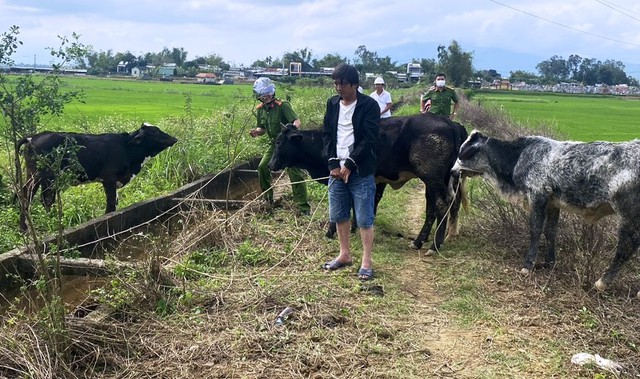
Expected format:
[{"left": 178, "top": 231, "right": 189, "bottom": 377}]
[{"left": 328, "top": 171, "right": 376, "bottom": 228}]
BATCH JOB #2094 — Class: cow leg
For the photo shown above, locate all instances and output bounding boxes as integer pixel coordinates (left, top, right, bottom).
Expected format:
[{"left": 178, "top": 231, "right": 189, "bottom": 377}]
[
  {"left": 430, "top": 184, "right": 451, "bottom": 252},
  {"left": 102, "top": 181, "right": 118, "bottom": 213},
  {"left": 411, "top": 183, "right": 441, "bottom": 252},
  {"left": 521, "top": 197, "right": 547, "bottom": 274},
  {"left": 595, "top": 220, "right": 640, "bottom": 293},
  {"left": 446, "top": 176, "right": 466, "bottom": 239},
  {"left": 374, "top": 183, "right": 386, "bottom": 215},
  {"left": 542, "top": 206, "right": 560, "bottom": 268},
  {"left": 19, "top": 168, "right": 40, "bottom": 232},
  {"left": 326, "top": 222, "right": 337, "bottom": 239},
  {"left": 40, "top": 176, "right": 56, "bottom": 211},
  {"left": 350, "top": 197, "right": 358, "bottom": 233}
]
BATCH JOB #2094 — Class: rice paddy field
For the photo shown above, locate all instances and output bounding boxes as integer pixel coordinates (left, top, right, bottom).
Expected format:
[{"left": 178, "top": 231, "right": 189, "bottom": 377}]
[{"left": 472, "top": 89, "right": 640, "bottom": 142}]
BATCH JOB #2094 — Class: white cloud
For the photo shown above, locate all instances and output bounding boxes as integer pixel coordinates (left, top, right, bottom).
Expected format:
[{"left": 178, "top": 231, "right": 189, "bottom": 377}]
[{"left": 1, "top": 0, "right": 639, "bottom": 71}]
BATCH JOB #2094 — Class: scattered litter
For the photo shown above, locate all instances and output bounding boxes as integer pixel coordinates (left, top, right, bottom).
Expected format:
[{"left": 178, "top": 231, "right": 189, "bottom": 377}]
[
  {"left": 274, "top": 307, "right": 294, "bottom": 327},
  {"left": 571, "top": 352, "right": 623, "bottom": 374}
]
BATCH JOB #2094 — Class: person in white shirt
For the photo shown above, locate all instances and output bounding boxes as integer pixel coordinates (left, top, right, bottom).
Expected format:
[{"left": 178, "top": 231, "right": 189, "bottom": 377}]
[
  {"left": 321, "top": 64, "right": 380, "bottom": 281},
  {"left": 369, "top": 77, "right": 392, "bottom": 118}
]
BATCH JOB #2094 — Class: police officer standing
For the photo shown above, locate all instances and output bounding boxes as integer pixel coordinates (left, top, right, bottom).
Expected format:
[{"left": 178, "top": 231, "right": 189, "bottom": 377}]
[
  {"left": 420, "top": 73, "right": 459, "bottom": 120},
  {"left": 250, "top": 77, "right": 310, "bottom": 215}
]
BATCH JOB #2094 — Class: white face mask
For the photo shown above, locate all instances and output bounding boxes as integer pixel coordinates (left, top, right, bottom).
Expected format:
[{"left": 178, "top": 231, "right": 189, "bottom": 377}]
[{"left": 436, "top": 79, "right": 446, "bottom": 87}]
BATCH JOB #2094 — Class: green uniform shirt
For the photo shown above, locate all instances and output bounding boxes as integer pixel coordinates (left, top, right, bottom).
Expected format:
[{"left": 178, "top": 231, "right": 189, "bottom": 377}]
[
  {"left": 256, "top": 99, "right": 298, "bottom": 140},
  {"left": 422, "top": 87, "right": 459, "bottom": 116}
]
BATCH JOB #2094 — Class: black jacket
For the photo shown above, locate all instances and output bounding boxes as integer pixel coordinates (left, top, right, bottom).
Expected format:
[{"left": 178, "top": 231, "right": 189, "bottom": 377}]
[{"left": 322, "top": 91, "right": 379, "bottom": 176}]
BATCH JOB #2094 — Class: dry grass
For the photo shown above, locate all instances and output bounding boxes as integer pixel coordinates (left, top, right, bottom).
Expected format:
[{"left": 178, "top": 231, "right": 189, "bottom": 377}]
[{"left": 1, "top": 100, "right": 639, "bottom": 378}]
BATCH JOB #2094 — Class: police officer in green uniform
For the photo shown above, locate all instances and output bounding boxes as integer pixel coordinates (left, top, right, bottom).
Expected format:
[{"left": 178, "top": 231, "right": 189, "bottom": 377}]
[
  {"left": 420, "top": 73, "right": 459, "bottom": 120},
  {"left": 250, "top": 77, "right": 310, "bottom": 214}
]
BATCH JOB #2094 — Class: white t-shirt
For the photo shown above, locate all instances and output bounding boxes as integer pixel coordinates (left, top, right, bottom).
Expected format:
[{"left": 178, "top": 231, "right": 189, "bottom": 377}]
[
  {"left": 337, "top": 99, "right": 356, "bottom": 168},
  {"left": 370, "top": 90, "right": 392, "bottom": 118}
]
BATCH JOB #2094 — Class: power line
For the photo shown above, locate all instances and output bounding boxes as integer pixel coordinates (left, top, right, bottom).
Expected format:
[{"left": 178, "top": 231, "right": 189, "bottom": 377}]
[
  {"left": 488, "top": 0, "right": 640, "bottom": 48},
  {"left": 594, "top": 0, "right": 640, "bottom": 24},
  {"left": 597, "top": 0, "right": 640, "bottom": 17}
]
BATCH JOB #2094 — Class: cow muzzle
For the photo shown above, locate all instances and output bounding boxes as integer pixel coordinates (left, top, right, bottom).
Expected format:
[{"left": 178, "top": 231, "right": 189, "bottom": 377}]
[{"left": 451, "top": 160, "right": 482, "bottom": 178}]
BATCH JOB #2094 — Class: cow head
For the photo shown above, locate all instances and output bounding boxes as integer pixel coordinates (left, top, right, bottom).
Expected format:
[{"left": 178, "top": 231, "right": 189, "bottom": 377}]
[
  {"left": 129, "top": 123, "right": 178, "bottom": 156},
  {"left": 268, "top": 123, "right": 302, "bottom": 171},
  {"left": 451, "top": 130, "right": 489, "bottom": 178}
]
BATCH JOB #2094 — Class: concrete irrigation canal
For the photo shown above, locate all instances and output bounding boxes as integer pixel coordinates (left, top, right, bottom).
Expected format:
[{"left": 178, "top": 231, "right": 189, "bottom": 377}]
[{"left": 0, "top": 158, "right": 264, "bottom": 313}]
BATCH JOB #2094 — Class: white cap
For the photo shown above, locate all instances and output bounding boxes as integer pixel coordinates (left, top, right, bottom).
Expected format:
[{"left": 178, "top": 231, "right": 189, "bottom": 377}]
[{"left": 374, "top": 77, "right": 385, "bottom": 85}]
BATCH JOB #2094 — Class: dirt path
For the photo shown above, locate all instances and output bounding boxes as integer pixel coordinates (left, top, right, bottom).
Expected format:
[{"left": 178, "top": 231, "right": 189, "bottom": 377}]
[{"left": 384, "top": 182, "right": 493, "bottom": 377}]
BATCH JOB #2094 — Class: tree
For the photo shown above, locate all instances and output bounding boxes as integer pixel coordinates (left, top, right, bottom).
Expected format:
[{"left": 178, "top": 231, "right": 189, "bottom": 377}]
[
  {"left": 203, "top": 53, "right": 229, "bottom": 72},
  {"left": 87, "top": 49, "right": 116, "bottom": 75},
  {"left": 354, "top": 45, "right": 379, "bottom": 73},
  {"left": 509, "top": 70, "right": 541, "bottom": 84},
  {"left": 418, "top": 58, "right": 437, "bottom": 83},
  {"left": 283, "top": 47, "right": 314, "bottom": 71},
  {"left": 475, "top": 69, "right": 502, "bottom": 83},
  {"left": 376, "top": 55, "right": 398, "bottom": 74},
  {"left": 577, "top": 57, "right": 598, "bottom": 85},
  {"left": 113, "top": 51, "right": 137, "bottom": 73},
  {"left": 312, "top": 53, "right": 347, "bottom": 69},
  {"left": 536, "top": 55, "right": 569, "bottom": 83},
  {"left": 0, "top": 24, "right": 90, "bottom": 363},
  {"left": 567, "top": 54, "right": 582, "bottom": 81},
  {"left": 170, "top": 47, "right": 187, "bottom": 66},
  {"left": 436, "top": 40, "right": 473, "bottom": 87},
  {"left": 252, "top": 56, "right": 274, "bottom": 68}
]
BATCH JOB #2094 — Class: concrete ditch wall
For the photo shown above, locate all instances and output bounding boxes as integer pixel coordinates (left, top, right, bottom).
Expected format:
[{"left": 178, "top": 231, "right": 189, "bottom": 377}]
[{"left": 0, "top": 158, "right": 262, "bottom": 292}]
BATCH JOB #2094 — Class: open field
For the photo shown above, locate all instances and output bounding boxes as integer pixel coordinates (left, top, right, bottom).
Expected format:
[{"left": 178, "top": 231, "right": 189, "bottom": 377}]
[
  {"left": 473, "top": 90, "right": 640, "bottom": 142},
  {"left": 48, "top": 76, "right": 335, "bottom": 130},
  {"left": 1, "top": 77, "right": 639, "bottom": 378}
]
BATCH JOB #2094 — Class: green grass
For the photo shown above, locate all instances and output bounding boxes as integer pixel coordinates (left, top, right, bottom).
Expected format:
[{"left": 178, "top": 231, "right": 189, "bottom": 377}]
[
  {"left": 473, "top": 90, "right": 640, "bottom": 142},
  {"left": 48, "top": 76, "right": 253, "bottom": 129}
]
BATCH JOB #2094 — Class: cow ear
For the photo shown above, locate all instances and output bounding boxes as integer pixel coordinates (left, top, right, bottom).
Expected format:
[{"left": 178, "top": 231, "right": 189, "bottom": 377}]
[
  {"left": 282, "top": 123, "right": 296, "bottom": 132},
  {"left": 459, "top": 144, "right": 479, "bottom": 160},
  {"left": 458, "top": 131, "right": 486, "bottom": 160},
  {"left": 129, "top": 131, "right": 145, "bottom": 144},
  {"left": 290, "top": 133, "right": 303, "bottom": 143}
]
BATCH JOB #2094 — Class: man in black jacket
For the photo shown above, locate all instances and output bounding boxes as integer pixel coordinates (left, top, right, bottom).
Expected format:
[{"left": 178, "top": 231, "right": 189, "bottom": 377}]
[{"left": 321, "top": 63, "right": 380, "bottom": 281}]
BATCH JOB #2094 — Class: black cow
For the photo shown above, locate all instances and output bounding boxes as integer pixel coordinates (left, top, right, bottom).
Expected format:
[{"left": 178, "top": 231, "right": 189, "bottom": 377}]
[
  {"left": 18, "top": 122, "right": 177, "bottom": 231},
  {"left": 269, "top": 113, "right": 468, "bottom": 254},
  {"left": 452, "top": 130, "right": 640, "bottom": 297}
]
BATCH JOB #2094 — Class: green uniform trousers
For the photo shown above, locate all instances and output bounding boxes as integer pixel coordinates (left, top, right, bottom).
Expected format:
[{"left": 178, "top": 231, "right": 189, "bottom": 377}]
[{"left": 258, "top": 143, "right": 310, "bottom": 212}]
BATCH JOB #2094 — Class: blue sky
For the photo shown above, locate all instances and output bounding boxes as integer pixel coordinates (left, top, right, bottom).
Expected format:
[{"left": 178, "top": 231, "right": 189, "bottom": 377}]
[{"left": 1, "top": 0, "right": 640, "bottom": 77}]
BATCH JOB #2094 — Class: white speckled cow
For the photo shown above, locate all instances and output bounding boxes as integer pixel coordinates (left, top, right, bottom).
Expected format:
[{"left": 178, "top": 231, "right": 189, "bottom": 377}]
[{"left": 452, "top": 130, "right": 640, "bottom": 298}]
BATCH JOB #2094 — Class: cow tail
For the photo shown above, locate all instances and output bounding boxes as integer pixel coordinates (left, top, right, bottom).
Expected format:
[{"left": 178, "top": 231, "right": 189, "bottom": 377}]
[
  {"left": 444, "top": 124, "right": 469, "bottom": 239},
  {"left": 454, "top": 124, "right": 469, "bottom": 212}
]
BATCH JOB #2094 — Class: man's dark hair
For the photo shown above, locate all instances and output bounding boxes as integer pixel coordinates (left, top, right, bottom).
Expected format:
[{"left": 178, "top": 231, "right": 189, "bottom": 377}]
[
  {"left": 332, "top": 63, "right": 360, "bottom": 85},
  {"left": 436, "top": 73, "right": 447, "bottom": 78}
]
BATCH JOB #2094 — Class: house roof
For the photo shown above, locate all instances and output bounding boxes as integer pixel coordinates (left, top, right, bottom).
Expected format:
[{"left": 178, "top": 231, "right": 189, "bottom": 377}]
[{"left": 196, "top": 73, "right": 217, "bottom": 78}]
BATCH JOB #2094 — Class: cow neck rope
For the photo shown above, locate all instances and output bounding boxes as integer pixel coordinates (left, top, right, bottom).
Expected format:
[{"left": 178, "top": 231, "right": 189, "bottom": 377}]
[{"left": 429, "top": 177, "right": 462, "bottom": 257}]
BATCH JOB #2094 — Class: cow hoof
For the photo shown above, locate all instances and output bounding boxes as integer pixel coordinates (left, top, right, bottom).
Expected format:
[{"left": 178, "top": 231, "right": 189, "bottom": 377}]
[
  {"left": 519, "top": 268, "right": 531, "bottom": 276},
  {"left": 408, "top": 241, "right": 420, "bottom": 250},
  {"left": 446, "top": 226, "right": 459, "bottom": 240},
  {"left": 424, "top": 249, "right": 437, "bottom": 257},
  {"left": 594, "top": 279, "right": 607, "bottom": 292}
]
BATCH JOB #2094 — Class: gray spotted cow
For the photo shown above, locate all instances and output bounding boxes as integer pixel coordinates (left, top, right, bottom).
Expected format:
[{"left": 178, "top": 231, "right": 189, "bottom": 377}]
[{"left": 451, "top": 130, "right": 640, "bottom": 298}]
